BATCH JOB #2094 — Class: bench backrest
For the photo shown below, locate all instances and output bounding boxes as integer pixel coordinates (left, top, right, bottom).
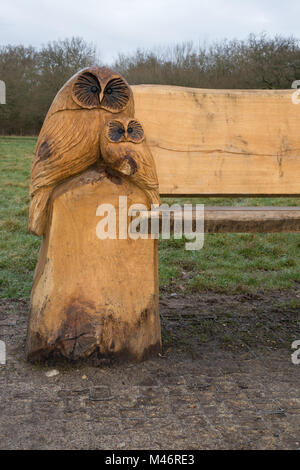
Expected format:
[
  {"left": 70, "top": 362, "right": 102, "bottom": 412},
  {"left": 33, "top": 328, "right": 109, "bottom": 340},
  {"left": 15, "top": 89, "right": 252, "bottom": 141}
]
[{"left": 132, "top": 85, "right": 299, "bottom": 197}]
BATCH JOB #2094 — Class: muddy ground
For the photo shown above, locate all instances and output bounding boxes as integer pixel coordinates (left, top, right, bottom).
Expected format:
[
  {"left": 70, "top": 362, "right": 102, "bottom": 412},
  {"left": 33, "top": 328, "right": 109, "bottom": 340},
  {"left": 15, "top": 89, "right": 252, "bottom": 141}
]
[{"left": 0, "top": 291, "right": 299, "bottom": 450}]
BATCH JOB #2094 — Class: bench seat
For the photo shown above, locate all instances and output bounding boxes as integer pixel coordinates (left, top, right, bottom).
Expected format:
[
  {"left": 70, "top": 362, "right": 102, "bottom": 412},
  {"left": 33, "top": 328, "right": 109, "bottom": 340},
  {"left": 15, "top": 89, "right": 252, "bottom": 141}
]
[{"left": 150, "top": 206, "right": 300, "bottom": 233}]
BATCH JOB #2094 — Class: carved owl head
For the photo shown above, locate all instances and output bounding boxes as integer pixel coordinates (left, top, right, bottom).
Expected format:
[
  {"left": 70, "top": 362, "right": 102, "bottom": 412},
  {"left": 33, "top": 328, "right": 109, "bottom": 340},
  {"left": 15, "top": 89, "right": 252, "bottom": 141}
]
[
  {"left": 105, "top": 118, "right": 145, "bottom": 144},
  {"left": 46, "top": 66, "right": 134, "bottom": 118},
  {"left": 72, "top": 67, "right": 132, "bottom": 113}
]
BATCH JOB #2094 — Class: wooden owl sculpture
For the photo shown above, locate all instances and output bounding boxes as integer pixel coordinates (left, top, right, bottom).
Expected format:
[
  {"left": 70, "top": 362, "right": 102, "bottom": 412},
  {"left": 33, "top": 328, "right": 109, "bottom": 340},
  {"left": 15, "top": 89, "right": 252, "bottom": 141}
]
[
  {"left": 29, "top": 66, "right": 135, "bottom": 236},
  {"left": 99, "top": 117, "right": 161, "bottom": 207}
]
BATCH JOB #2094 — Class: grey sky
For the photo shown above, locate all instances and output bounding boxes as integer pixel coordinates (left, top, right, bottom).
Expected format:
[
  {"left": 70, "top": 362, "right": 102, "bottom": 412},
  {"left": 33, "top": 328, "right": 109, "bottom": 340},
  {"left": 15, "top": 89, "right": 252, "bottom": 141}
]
[{"left": 1, "top": 0, "right": 299, "bottom": 63}]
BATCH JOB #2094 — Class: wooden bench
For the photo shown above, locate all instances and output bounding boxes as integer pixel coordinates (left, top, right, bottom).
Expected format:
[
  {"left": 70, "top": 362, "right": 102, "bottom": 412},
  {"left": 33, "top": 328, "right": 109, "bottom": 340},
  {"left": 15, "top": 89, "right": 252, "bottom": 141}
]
[
  {"left": 132, "top": 85, "right": 300, "bottom": 233},
  {"left": 26, "top": 69, "right": 300, "bottom": 363}
]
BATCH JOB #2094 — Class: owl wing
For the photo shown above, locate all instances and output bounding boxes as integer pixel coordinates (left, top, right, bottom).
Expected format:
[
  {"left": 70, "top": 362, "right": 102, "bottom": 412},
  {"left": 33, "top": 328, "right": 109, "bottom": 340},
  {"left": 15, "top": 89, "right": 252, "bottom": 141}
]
[
  {"left": 29, "top": 109, "right": 101, "bottom": 235},
  {"left": 30, "top": 110, "right": 100, "bottom": 194},
  {"left": 129, "top": 143, "right": 161, "bottom": 206}
]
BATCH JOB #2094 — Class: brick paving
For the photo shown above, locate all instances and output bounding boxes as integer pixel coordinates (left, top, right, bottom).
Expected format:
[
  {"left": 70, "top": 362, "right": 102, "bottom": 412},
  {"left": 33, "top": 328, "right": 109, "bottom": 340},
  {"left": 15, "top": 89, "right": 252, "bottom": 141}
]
[{"left": 0, "top": 296, "right": 299, "bottom": 450}]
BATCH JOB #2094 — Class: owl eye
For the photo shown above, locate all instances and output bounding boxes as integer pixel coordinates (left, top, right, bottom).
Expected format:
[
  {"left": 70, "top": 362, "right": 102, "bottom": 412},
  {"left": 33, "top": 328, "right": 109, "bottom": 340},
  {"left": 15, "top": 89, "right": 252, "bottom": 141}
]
[
  {"left": 101, "top": 77, "right": 130, "bottom": 112},
  {"left": 127, "top": 120, "right": 144, "bottom": 143},
  {"left": 107, "top": 121, "right": 125, "bottom": 142},
  {"left": 73, "top": 72, "right": 101, "bottom": 108}
]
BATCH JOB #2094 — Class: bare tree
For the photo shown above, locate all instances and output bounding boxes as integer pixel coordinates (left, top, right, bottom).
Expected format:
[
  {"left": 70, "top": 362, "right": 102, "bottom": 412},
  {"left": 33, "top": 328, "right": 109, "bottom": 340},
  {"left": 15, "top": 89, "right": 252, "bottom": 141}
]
[{"left": 0, "top": 37, "right": 98, "bottom": 135}]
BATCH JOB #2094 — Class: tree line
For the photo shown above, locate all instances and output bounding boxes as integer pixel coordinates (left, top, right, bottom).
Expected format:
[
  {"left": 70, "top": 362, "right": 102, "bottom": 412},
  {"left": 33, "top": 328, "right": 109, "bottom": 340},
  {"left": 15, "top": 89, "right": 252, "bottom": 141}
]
[
  {"left": 0, "top": 38, "right": 97, "bottom": 135},
  {"left": 1, "top": 34, "right": 300, "bottom": 135}
]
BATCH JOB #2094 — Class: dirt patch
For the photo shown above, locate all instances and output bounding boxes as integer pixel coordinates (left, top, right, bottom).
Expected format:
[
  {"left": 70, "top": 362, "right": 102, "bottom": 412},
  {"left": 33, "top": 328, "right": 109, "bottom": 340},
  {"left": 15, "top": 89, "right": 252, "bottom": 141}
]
[
  {"left": 0, "top": 292, "right": 299, "bottom": 450},
  {"left": 160, "top": 290, "right": 300, "bottom": 355}
]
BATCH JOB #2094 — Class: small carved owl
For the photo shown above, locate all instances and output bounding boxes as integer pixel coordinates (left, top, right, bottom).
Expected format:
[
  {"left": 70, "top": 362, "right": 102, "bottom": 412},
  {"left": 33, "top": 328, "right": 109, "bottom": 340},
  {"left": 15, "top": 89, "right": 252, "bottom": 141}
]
[
  {"left": 99, "top": 117, "right": 161, "bottom": 207},
  {"left": 29, "top": 67, "right": 135, "bottom": 236}
]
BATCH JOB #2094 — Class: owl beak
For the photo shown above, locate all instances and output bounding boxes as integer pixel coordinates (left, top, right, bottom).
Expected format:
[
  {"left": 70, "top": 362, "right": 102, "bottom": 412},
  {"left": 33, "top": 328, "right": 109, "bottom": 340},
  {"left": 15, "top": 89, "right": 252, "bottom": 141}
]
[
  {"left": 99, "top": 89, "right": 104, "bottom": 103},
  {"left": 118, "top": 155, "right": 138, "bottom": 176}
]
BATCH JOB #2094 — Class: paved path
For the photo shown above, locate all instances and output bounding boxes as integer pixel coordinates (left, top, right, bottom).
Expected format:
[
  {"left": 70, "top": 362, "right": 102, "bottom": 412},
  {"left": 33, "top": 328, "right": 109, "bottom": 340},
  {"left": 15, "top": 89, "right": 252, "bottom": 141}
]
[{"left": 0, "top": 296, "right": 299, "bottom": 449}]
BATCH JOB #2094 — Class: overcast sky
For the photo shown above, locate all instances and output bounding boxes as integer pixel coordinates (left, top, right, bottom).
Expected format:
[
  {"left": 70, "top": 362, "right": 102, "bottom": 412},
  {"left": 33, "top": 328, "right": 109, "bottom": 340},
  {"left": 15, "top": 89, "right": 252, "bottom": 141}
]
[{"left": 1, "top": 0, "right": 300, "bottom": 63}]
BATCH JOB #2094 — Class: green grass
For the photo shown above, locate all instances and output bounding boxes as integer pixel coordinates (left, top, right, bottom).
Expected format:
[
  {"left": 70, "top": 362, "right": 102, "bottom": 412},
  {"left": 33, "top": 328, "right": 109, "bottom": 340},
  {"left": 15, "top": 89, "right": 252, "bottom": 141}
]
[
  {"left": 1, "top": 136, "right": 300, "bottom": 299},
  {"left": 159, "top": 233, "right": 300, "bottom": 293},
  {"left": 0, "top": 137, "right": 40, "bottom": 298}
]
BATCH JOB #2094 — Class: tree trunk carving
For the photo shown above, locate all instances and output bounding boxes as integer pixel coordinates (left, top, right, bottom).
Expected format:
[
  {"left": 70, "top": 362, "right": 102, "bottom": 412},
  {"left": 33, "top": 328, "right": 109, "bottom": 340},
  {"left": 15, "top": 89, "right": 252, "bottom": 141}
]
[{"left": 26, "top": 67, "right": 161, "bottom": 362}]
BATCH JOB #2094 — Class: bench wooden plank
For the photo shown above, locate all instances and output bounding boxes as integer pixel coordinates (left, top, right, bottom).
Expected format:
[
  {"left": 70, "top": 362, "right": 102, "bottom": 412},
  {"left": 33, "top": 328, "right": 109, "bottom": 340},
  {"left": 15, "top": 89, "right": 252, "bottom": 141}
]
[
  {"left": 139, "top": 207, "right": 300, "bottom": 233},
  {"left": 132, "top": 85, "right": 300, "bottom": 196},
  {"left": 204, "top": 206, "right": 300, "bottom": 232}
]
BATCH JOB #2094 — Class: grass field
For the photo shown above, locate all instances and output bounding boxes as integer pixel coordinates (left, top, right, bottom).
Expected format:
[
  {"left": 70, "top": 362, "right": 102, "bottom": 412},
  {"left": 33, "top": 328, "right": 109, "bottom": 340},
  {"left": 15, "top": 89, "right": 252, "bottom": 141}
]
[{"left": 1, "top": 136, "right": 300, "bottom": 299}]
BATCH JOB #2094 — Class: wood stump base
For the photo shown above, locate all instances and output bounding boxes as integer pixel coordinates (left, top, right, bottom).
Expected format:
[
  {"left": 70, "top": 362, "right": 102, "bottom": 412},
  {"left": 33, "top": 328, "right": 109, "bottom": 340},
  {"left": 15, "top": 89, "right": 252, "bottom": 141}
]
[{"left": 26, "top": 166, "right": 161, "bottom": 362}]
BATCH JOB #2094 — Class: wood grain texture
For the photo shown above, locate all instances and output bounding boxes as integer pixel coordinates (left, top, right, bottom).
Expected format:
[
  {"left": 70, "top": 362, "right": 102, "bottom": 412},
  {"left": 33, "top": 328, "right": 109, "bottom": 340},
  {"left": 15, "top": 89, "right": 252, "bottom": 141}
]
[
  {"left": 27, "top": 167, "right": 161, "bottom": 362},
  {"left": 132, "top": 85, "right": 300, "bottom": 196}
]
